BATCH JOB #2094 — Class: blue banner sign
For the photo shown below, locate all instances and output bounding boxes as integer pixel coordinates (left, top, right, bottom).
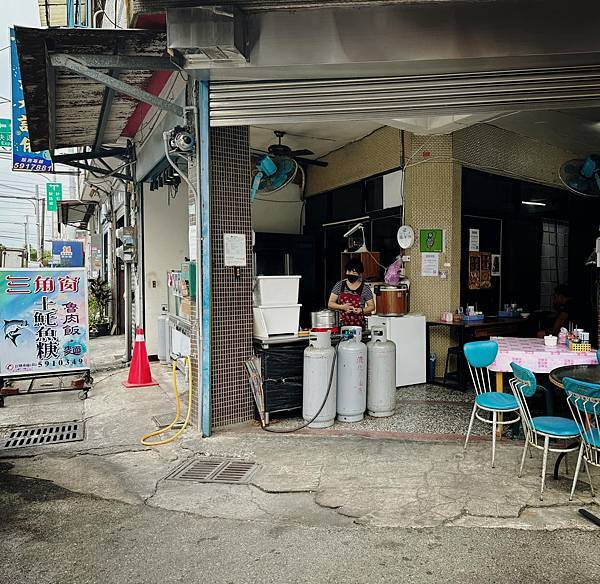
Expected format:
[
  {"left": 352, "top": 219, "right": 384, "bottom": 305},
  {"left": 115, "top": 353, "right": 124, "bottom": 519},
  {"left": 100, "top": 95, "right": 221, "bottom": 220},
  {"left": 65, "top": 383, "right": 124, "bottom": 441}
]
[
  {"left": 10, "top": 29, "right": 53, "bottom": 172},
  {"left": 52, "top": 240, "right": 85, "bottom": 268}
]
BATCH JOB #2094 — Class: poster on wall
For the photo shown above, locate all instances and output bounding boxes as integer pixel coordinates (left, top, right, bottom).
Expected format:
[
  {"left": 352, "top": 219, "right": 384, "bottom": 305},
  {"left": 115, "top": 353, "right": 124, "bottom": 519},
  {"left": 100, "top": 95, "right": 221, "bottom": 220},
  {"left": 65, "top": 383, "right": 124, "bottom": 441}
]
[
  {"left": 468, "top": 228, "right": 480, "bottom": 252},
  {"left": 223, "top": 233, "right": 247, "bottom": 267},
  {"left": 480, "top": 252, "right": 492, "bottom": 289},
  {"left": 419, "top": 229, "right": 444, "bottom": 253},
  {"left": 468, "top": 252, "right": 481, "bottom": 289},
  {"left": 491, "top": 254, "right": 501, "bottom": 276},
  {"left": 0, "top": 268, "right": 89, "bottom": 377},
  {"left": 421, "top": 252, "right": 440, "bottom": 277}
]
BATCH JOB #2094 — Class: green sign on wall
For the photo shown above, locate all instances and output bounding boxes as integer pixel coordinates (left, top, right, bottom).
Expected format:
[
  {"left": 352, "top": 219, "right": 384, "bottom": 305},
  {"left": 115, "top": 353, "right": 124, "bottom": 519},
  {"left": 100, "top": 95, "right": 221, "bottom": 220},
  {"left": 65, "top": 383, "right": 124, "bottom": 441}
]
[
  {"left": 46, "top": 183, "right": 63, "bottom": 212},
  {"left": 0, "top": 119, "right": 11, "bottom": 149},
  {"left": 419, "top": 229, "right": 444, "bottom": 253}
]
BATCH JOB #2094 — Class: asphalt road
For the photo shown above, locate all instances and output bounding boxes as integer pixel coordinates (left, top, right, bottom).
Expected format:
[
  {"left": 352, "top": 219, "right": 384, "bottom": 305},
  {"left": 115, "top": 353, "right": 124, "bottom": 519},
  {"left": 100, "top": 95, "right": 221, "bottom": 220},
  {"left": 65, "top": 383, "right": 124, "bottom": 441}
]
[{"left": 1, "top": 465, "right": 599, "bottom": 584}]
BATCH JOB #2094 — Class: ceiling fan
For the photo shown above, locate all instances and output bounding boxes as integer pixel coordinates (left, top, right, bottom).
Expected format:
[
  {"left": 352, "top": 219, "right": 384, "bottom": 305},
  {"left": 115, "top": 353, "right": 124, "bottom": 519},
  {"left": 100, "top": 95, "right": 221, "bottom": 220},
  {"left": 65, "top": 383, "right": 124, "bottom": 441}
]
[{"left": 260, "top": 130, "right": 328, "bottom": 168}]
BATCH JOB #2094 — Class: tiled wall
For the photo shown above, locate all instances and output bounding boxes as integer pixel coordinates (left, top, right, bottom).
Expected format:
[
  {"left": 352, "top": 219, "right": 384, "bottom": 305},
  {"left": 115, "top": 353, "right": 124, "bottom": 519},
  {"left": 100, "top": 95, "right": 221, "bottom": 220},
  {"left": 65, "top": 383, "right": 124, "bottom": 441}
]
[
  {"left": 454, "top": 124, "right": 579, "bottom": 188},
  {"left": 306, "top": 126, "right": 403, "bottom": 196},
  {"left": 403, "top": 133, "right": 462, "bottom": 375},
  {"left": 209, "top": 127, "right": 254, "bottom": 427}
]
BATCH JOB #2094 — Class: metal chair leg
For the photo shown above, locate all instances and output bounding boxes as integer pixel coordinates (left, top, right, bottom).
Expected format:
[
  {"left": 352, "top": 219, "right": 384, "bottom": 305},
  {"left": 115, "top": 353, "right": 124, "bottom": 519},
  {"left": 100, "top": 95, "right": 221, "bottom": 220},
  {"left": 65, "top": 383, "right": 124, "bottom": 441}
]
[
  {"left": 491, "top": 411, "right": 497, "bottom": 468},
  {"left": 519, "top": 434, "right": 529, "bottom": 478},
  {"left": 540, "top": 435, "right": 550, "bottom": 501},
  {"left": 570, "top": 444, "right": 584, "bottom": 501},
  {"left": 584, "top": 459, "right": 595, "bottom": 498},
  {"left": 464, "top": 403, "right": 477, "bottom": 451}
]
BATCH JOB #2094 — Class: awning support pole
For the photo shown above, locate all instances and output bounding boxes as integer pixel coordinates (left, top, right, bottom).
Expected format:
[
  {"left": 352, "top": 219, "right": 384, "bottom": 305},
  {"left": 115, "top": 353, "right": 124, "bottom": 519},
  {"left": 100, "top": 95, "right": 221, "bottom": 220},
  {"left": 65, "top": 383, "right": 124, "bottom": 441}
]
[
  {"left": 198, "top": 80, "right": 212, "bottom": 437},
  {"left": 50, "top": 54, "right": 184, "bottom": 117}
]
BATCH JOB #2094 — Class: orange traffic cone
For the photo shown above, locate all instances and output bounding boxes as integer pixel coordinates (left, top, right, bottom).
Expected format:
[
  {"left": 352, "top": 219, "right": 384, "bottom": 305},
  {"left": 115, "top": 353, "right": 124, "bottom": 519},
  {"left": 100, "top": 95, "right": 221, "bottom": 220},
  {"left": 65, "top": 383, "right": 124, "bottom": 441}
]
[{"left": 123, "top": 328, "right": 159, "bottom": 388}]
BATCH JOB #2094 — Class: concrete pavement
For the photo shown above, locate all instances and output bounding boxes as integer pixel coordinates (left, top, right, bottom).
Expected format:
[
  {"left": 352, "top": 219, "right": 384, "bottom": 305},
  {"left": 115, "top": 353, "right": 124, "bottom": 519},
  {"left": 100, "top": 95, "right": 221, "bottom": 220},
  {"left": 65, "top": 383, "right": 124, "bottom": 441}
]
[{"left": 1, "top": 363, "right": 600, "bottom": 582}]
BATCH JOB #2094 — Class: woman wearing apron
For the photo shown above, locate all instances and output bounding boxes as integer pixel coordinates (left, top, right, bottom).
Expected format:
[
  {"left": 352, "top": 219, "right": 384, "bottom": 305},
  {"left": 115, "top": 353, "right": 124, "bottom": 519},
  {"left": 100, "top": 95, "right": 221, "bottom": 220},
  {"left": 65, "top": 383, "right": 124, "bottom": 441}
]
[{"left": 328, "top": 259, "right": 376, "bottom": 329}]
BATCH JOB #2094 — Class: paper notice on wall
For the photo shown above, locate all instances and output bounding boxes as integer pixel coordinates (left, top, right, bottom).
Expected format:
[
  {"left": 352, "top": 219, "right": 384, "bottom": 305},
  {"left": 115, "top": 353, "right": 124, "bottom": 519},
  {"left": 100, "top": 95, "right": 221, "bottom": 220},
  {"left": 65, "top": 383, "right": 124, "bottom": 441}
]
[
  {"left": 469, "top": 228, "right": 480, "bottom": 252},
  {"left": 224, "top": 233, "right": 247, "bottom": 266},
  {"left": 188, "top": 224, "right": 197, "bottom": 261},
  {"left": 421, "top": 252, "right": 439, "bottom": 277}
]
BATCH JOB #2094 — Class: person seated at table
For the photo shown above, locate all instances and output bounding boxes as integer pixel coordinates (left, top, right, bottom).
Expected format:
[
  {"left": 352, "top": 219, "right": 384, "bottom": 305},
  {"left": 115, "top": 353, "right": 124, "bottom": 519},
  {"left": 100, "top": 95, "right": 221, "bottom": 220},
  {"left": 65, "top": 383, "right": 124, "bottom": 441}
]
[{"left": 537, "top": 284, "right": 578, "bottom": 338}]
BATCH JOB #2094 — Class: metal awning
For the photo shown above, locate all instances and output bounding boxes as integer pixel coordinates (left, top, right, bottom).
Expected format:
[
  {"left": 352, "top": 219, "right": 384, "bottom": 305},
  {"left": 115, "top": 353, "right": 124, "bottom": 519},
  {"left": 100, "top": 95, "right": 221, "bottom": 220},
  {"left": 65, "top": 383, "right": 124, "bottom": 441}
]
[
  {"left": 14, "top": 27, "right": 178, "bottom": 153},
  {"left": 58, "top": 200, "right": 98, "bottom": 230}
]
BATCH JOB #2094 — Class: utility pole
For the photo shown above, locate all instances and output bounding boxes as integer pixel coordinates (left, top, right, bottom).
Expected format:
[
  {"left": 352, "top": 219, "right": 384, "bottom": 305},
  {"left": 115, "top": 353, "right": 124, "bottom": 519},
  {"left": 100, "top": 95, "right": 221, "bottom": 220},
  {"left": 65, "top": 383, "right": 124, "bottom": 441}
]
[
  {"left": 24, "top": 219, "right": 29, "bottom": 264},
  {"left": 38, "top": 185, "right": 46, "bottom": 263}
]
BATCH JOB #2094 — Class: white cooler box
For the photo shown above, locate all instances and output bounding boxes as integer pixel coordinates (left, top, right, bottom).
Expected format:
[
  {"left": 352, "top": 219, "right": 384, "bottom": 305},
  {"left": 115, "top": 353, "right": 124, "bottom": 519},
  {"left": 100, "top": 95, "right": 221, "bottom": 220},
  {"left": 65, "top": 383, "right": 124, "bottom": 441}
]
[
  {"left": 253, "top": 304, "right": 301, "bottom": 338},
  {"left": 253, "top": 276, "right": 301, "bottom": 306}
]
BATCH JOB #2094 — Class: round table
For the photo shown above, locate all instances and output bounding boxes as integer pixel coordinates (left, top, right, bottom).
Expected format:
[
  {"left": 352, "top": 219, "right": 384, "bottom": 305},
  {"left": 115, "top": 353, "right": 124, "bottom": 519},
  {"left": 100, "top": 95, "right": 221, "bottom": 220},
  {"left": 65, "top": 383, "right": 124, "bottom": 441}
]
[
  {"left": 549, "top": 364, "right": 600, "bottom": 389},
  {"left": 549, "top": 363, "right": 600, "bottom": 480}
]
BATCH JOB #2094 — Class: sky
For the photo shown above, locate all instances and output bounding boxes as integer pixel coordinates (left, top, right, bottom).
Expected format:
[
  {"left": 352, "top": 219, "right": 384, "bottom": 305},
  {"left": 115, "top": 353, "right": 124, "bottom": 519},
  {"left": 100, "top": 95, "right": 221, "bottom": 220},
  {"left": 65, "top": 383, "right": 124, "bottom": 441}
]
[{"left": 0, "top": 0, "right": 76, "bottom": 252}]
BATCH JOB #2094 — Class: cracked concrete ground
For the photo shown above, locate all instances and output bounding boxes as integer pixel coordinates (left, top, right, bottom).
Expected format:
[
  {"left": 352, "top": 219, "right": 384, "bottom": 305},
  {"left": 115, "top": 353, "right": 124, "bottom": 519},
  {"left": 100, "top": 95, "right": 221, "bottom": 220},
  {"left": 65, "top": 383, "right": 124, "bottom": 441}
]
[{"left": 1, "top": 363, "right": 600, "bottom": 582}]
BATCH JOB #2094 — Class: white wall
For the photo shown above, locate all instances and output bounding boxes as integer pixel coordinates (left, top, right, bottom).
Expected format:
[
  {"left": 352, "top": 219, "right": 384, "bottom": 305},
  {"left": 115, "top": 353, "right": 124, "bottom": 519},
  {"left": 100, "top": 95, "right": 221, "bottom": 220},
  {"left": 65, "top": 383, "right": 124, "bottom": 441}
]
[
  {"left": 251, "top": 183, "right": 304, "bottom": 234},
  {"left": 143, "top": 184, "right": 189, "bottom": 356}
]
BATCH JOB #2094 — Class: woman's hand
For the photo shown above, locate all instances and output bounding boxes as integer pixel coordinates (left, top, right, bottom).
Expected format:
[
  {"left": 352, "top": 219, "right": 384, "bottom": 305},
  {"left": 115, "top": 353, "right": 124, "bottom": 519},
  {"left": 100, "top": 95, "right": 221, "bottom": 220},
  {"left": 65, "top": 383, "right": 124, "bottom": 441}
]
[{"left": 339, "top": 303, "right": 353, "bottom": 312}]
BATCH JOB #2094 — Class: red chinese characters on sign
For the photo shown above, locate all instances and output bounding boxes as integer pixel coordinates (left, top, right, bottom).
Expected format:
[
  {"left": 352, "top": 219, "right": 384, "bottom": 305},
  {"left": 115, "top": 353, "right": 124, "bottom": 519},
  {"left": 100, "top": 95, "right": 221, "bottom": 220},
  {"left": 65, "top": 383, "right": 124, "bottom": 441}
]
[
  {"left": 34, "top": 276, "right": 55, "bottom": 294},
  {"left": 6, "top": 274, "right": 81, "bottom": 295},
  {"left": 57, "top": 275, "right": 80, "bottom": 293},
  {"left": 6, "top": 276, "right": 31, "bottom": 294}
]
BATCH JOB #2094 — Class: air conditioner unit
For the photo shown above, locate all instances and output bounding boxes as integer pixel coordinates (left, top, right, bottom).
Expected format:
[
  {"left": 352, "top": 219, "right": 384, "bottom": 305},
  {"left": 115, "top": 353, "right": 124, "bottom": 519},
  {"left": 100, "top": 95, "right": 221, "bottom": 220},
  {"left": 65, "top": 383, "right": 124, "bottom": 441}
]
[{"left": 167, "top": 7, "right": 247, "bottom": 67}]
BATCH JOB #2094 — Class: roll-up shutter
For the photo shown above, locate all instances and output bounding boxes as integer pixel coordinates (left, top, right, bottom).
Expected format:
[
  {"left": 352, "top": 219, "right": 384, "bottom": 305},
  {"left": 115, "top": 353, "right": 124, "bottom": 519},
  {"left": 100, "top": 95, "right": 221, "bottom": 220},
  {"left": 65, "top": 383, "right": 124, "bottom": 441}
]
[{"left": 209, "top": 66, "right": 600, "bottom": 126}]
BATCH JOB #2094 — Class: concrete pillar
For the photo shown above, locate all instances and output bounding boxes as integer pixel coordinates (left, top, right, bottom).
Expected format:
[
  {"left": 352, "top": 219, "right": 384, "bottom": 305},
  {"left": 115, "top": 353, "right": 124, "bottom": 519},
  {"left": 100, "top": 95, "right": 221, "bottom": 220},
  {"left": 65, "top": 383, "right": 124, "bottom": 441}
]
[{"left": 403, "top": 134, "right": 461, "bottom": 377}]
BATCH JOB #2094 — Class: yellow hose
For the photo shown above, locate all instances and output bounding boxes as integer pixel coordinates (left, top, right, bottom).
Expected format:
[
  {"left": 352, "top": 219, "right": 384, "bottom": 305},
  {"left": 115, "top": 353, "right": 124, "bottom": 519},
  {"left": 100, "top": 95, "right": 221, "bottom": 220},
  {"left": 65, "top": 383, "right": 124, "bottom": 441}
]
[{"left": 141, "top": 356, "right": 193, "bottom": 446}]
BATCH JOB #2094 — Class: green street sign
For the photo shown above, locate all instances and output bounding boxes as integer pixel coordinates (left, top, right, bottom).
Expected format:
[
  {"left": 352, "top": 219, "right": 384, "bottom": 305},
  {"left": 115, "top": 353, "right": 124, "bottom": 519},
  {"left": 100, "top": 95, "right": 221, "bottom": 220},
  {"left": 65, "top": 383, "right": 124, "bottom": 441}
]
[
  {"left": 46, "top": 182, "right": 63, "bottom": 212},
  {"left": 0, "top": 119, "right": 11, "bottom": 148}
]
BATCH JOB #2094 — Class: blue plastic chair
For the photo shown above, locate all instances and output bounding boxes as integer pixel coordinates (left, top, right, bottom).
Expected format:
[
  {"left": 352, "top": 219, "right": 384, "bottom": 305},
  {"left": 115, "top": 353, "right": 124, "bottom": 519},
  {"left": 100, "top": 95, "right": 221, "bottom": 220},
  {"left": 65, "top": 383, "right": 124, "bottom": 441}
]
[
  {"left": 510, "top": 363, "right": 580, "bottom": 500},
  {"left": 565, "top": 377, "right": 600, "bottom": 501},
  {"left": 463, "top": 341, "right": 520, "bottom": 468}
]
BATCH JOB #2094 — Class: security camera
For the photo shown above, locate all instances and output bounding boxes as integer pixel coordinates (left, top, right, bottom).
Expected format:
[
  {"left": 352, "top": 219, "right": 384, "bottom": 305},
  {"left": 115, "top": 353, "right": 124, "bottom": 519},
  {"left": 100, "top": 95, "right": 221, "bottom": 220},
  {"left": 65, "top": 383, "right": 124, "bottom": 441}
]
[{"left": 167, "top": 126, "right": 195, "bottom": 153}]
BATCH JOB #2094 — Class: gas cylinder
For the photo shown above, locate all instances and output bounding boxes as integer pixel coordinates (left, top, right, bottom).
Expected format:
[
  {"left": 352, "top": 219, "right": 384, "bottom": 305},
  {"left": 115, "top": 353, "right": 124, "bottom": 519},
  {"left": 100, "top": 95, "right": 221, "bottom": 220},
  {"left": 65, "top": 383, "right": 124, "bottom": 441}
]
[
  {"left": 367, "top": 325, "right": 397, "bottom": 417},
  {"left": 336, "top": 326, "right": 367, "bottom": 422},
  {"left": 157, "top": 306, "right": 170, "bottom": 363},
  {"left": 303, "top": 331, "right": 337, "bottom": 428}
]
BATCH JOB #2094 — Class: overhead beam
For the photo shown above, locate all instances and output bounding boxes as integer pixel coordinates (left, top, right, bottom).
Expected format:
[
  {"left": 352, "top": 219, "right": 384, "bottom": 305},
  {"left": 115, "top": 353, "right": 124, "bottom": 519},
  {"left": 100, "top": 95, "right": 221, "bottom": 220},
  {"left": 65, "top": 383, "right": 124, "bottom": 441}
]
[
  {"left": 61, "top": 160, "right": 131, "bottom": 181},
  {"left": 94, "top": 81, "right": 116, "bottom": 151},
  {"left": 50, "top": 54, "right": 184, "bottom": 118},
  {"left": 53, "top": 147, "right": 129, "bottom": 163},
  {"left": 51, "top": 54, "right": 177, "bottom": 71}
]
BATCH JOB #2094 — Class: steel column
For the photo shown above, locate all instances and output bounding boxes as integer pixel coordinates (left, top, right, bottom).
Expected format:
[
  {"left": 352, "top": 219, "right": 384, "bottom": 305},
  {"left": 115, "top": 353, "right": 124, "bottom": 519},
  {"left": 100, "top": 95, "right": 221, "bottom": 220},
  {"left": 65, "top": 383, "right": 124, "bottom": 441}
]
[{"left": 198, "top": 80, "right": 211, "bottom": 437}]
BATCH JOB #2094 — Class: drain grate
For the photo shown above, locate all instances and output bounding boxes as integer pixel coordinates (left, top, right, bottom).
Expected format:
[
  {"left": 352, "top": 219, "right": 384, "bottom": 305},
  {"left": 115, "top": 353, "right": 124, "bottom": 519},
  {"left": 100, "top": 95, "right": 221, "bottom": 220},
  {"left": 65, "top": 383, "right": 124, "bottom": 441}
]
[
  {"left": 166, "top": 457, "right": 257, "bottom": 484},
  {"left": 152, "top": 413, "right": 184, "bottom": 430},
  {"left": 1, "top": 422, "right": 84, "bottom": 450}
]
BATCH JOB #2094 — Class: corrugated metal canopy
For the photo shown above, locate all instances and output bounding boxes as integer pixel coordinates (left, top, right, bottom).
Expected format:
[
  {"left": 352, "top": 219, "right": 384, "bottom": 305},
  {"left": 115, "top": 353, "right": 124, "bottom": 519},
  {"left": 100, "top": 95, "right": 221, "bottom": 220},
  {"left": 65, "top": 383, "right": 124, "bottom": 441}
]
[{"left": 14, "top": 27, "right": 169, "bottom": 151}]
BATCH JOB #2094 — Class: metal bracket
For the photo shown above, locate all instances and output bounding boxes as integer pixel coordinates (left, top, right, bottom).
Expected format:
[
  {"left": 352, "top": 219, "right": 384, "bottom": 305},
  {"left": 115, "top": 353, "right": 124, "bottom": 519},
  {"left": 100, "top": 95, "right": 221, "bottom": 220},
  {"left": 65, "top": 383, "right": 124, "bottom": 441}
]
[{"left": 50, "top": 54, "right": 184, "bottom": 118}]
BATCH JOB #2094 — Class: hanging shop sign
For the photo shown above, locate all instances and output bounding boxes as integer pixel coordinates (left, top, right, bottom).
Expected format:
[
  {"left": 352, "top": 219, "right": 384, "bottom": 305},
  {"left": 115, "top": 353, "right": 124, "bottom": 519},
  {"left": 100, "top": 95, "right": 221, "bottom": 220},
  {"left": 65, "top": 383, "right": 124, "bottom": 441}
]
[
  {"left": 10, "top": 29, "right": 53, "bottom": 173},
  {"left": 0, "top": 119, "right": 11, "bottom": 150},
  {"left": 0, "top": 268, "right": 89, "bottom": 377},
  {"left": 419, "top": 229, "right": 444, "bottom": 253}
]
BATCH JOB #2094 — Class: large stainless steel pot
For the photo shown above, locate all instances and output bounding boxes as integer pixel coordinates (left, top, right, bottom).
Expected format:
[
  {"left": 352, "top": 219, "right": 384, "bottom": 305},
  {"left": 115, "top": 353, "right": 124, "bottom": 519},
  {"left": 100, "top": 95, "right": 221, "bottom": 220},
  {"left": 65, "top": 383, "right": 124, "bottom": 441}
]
[
  {"left": 311, "top": 309, "right": 339, "bottom": 330},
  {"left": 375, "top": 284, "right": 410, "bottom": 316}
]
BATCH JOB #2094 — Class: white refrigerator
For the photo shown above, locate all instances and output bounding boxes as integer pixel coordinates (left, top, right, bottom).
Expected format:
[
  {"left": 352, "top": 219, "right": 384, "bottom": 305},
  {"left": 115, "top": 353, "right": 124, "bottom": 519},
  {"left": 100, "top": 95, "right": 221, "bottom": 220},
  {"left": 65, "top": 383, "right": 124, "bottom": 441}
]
[{"left": 368, "top": 314, "right": 427, "bottom": 387}]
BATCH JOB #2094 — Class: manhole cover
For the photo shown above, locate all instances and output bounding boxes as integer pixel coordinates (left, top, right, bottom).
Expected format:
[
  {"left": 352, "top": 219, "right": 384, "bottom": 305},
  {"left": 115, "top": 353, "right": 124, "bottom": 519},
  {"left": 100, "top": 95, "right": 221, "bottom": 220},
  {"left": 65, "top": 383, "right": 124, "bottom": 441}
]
[
  {"left": 0, "top": 422, "right": 84, "bottom": 450},
  {"left": 166, "top": 457, "right": 257, "bottom": 484},
  {"left": 152, "top": 413, "right": 184, "bottom": 429}
]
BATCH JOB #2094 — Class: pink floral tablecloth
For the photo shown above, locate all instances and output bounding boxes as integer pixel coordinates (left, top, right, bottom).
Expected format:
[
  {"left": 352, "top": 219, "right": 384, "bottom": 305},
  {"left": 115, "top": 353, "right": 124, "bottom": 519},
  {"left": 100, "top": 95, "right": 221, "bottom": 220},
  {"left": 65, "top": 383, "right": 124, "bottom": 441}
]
[{"left": 489, "top": 337, "right": 598, "bottom": 373}]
